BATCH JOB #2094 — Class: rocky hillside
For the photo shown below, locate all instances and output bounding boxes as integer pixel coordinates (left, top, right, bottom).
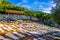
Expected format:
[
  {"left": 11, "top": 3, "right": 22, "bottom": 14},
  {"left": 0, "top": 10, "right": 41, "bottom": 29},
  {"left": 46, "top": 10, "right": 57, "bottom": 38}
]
[
  {"left": 0, "top": 0, "right": 60, "bottom": 40},
  {"left": 0, "top": 20, "right": 60, "bottom": 40}
]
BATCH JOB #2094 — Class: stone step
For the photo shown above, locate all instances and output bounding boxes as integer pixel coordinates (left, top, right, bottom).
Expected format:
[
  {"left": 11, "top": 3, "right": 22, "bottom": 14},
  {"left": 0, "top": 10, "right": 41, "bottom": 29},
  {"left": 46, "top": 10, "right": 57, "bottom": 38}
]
[
  {"left": 0, "top": 35, "right": 5, "bottom": 39},
  {"left": 0, "top": 35, "right": 10, "bottom": 40},
  {"left": 13, "top": 32, "right": 25, "bottom": 38},
  {"left": 5, "top": 33, "right": 19, "bottom": 40},
  {"left": 38, "top": 38, "right": 46, "bottom": 40},
  {"left": 26, "top": 32, "right": 32, "bottom": 36},
  {"left": 0, "top": 28, "right": 4, "bottom": 32},
  {"left": 27, "top": 30, "right": 57, "bottom": 38},
  {"left": 33, "top": 38, "right": 38, "bottom": 40},
  {"left": 2, "top": 27, "right": 8, "bottom": 31}
]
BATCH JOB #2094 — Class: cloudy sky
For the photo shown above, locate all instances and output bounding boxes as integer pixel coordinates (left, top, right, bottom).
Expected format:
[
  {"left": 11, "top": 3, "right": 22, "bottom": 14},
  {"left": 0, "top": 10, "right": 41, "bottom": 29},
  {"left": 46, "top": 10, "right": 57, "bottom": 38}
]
[{"left": 8, "top": 0, "right": 56, "bottom": 13}]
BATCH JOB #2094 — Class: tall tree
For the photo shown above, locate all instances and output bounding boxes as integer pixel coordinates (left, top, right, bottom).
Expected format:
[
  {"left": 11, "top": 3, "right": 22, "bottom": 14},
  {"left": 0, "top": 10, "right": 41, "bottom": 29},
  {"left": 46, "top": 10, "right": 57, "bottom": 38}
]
[
  {"left": 52, "top": 0, "right": 60, "bottom": 24},
  {"left": 53, "top": 8, "right": 60, "bottom": 24}
]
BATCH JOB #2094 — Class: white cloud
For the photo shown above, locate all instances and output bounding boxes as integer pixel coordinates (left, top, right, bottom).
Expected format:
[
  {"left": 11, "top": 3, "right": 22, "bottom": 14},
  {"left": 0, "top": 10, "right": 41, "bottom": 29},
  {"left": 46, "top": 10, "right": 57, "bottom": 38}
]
[
  {"left": 51, "top": 3, "right": 56, "bottom": 7},
  {"left": 32, "top": 1, "right": 52, "bottom": 13},
  {"left": 21, "top": 5, "right": 31, "bottom": 9},
  {"left": 33, "top": 1, "right": 45, "bottom": 6},
  {"left": 16, "top": 0, "right": 29, "bottom": 6},
  {"left": 38, "top": 1, "right": 56, "bottom": 13},
  {"left": 39, "top": 5, "right": 51, "bottom": 13},
  {"left": 16, "top": 3, "right": 22, "bottom": 6},
  {"left": 42, "top": 8, "right": 52, "bottom": 13},
  {"left": 16, "top": 0, "right": 56, "bottom": 13},
  {"left": 42, "top": 10, "right": 50, "bottom": 13}
]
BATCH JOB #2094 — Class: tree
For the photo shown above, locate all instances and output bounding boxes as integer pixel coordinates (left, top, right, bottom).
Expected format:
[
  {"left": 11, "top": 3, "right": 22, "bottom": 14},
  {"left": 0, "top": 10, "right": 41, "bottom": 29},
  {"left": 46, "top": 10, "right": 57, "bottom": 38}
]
[
  {"left": 53, "top": 8, "right": 60, "bottom": 24},
  {"left": 51, "top": 0, "right": 60, "bottom": 24}
]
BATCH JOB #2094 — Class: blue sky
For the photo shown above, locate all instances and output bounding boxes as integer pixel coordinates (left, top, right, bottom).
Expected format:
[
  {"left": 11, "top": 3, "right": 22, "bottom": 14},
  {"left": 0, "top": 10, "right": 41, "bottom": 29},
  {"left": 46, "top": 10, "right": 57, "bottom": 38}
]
[{"left": 7, "top": 0, "right": 56, "bottom": 13}]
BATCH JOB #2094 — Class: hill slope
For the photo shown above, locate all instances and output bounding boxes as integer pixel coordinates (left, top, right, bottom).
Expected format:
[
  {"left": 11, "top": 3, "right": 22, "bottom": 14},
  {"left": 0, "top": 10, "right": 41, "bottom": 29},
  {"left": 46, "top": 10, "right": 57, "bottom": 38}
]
[{"left": 0, "top": 0, "right": 53, "bottom": 21}]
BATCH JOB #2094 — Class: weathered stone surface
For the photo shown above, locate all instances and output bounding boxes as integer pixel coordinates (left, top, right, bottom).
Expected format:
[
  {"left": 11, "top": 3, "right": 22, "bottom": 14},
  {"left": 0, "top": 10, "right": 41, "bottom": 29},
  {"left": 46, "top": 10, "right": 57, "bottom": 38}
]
[{"left": 0, "top": 20, "right": 60, "bottom": 40}]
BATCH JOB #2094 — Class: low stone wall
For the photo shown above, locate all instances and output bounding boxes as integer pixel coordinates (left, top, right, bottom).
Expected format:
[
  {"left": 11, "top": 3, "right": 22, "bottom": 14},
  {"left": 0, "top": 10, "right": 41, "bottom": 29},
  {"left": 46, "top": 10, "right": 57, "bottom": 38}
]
[
  {"left": 0, "top": 14, "right": 59, "bottom": 28},
  {"left": 0, "top": 14, "right": 39, "bottom": 21}
]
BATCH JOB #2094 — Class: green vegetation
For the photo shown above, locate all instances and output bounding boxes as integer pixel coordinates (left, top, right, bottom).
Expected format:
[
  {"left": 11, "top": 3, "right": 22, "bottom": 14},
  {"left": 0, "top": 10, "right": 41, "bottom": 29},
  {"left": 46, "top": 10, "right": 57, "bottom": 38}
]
[
  {"left": 53, "top": 8, "right": 60, "bottom": 24},
  {"left": 0, "top": 0, "right": 53, "bottom": 20}
]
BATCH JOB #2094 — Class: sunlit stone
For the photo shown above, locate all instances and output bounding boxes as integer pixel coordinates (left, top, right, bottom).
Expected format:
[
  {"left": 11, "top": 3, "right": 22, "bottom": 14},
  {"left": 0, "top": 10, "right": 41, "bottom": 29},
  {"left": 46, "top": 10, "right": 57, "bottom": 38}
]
[
  {"left": 5, "top": 33, "right": 18, "bottom": 40},
  {"left": 13, "top": 32, "right": 25, "bottom": 38}
]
